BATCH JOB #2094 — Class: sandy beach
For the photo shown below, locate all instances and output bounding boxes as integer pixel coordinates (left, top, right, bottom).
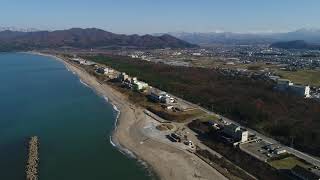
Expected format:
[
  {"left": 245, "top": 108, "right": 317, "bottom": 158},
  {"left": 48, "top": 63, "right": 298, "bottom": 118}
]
[{"left": 36, "top": 52, "right": 227, "bottom": 180}]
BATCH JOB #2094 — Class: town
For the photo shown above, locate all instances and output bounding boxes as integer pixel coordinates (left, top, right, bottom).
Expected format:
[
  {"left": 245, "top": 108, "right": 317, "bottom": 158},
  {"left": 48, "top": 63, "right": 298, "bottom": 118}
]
[
  {"left": 111, "top": 46, "right": 320, "bottom": 100},
  {"left": 64, "top": 53, "right": 320, "bottom": 180}
]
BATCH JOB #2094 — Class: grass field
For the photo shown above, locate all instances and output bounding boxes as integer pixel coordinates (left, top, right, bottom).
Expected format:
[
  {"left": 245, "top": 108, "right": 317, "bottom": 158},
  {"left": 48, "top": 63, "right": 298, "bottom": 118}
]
[
  {"left": 277, "top": 69, "right": 320, "bottom": 87},
  {"left": 197, "top": 114, "right": 221, "bottom": 122},
  {"left": 269, "top": 156, "right": 311, "bottom": 170}
]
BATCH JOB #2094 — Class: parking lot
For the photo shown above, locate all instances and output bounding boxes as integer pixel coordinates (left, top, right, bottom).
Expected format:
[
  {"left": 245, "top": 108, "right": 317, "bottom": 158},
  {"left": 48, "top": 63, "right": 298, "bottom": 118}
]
[{"left": 240, "top": 140, "right": 274, "bottom": 162}]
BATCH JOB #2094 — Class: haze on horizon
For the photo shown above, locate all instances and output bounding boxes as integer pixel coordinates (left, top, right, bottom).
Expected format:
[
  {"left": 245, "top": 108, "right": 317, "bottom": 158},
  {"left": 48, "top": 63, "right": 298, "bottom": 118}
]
[{"left": 0, "top": 0, "right": 320, "bottom": 34}]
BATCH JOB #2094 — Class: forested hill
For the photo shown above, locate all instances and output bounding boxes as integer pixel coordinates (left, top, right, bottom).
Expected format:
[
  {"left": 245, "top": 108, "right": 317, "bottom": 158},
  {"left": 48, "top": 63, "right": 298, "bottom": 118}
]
[{"left": 0, "top": 28, "right": 198, "bottom": 51}]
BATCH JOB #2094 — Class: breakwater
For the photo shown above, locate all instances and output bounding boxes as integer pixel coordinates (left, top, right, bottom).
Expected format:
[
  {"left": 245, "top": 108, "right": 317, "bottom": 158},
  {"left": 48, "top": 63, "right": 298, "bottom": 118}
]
[{"left": 26, "top": 136, "right": 39, "bottom": 180}]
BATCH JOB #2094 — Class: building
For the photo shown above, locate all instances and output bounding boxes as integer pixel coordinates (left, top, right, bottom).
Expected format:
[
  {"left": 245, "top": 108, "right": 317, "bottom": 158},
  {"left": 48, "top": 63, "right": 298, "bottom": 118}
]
[
  {"left": 290, "top": 84, "right": 310, "bottom": 98},
  {"left": 223, "top": 123, "right": 248, "bottom": 143},
  {"left": 103, "top": 68, "right": 114, "bottom": 75},
  {"left": 95, "top": 67, "right": 105, "bottom": 74},
  {"left": 118, "top": 72, "right": 129, "bottom": 82},
  {"left": 276, "top": 79, "right": 310, "bottom": 98},
  {"left": 148, "top": 89, "right": 170, "bottom": 103},
  {"left": 291, "top": 165, "right": 320, "bottom": 180},
  {"left": 192, "top": 53, "right": 202, "bottom": 56},
  {"left": 274, "top": 148, "right": 287, "bottom": 155},
  {"left": 276, "top": 79, "right": 293, "bottom": 91},
  {"left": 269, "top": 75, "right": 280, "bottom": 82},
  {"left": 79, "top": 60, "right": 96, "bottom": 66},
  {"left": 133, "top": 81, "right": 149, "bottom": 91}
]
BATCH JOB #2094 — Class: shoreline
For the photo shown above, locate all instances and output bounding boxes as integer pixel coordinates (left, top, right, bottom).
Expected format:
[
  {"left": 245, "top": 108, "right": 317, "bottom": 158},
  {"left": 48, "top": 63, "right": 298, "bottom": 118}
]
[
  {"left": 29, "top": 51, "right": 227, "bottom": 180},
  {"left": 28, "top": 51, "right": 157, "bottom": 178}
]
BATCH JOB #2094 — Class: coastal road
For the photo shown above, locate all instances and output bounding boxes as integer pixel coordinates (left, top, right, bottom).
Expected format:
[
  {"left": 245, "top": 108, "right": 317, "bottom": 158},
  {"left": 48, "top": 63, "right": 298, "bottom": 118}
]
[{"left": 169, "top": 93, "right": 320, "bottom": 167}]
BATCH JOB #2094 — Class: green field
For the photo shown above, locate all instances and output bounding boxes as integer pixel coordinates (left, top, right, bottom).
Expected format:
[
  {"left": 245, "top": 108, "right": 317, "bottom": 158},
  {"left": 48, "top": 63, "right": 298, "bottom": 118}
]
[
  {"left": 269, "top": 156, "right": 311, "bottom": 170},
  {"left": 197, "top": 114, "right": 220, "bottom": 122},
  {"left": 277, "top": 69, "right": 320, "bottom": 87}
]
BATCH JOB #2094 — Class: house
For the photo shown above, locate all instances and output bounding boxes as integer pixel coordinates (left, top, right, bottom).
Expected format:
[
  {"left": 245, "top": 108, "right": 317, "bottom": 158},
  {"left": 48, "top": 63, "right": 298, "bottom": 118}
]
[
  {"left": 291, "top": 165, "right": 320, "bottom": 180},
  {"left": 223, "top": 123, "right": 248, "bottom": 143}
]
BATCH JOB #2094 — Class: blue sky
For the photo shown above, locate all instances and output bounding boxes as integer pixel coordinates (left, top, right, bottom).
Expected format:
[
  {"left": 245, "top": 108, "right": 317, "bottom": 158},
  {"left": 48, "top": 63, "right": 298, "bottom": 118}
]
[{"left": 0, "top": 0, "right": 319, "bottom": 34}]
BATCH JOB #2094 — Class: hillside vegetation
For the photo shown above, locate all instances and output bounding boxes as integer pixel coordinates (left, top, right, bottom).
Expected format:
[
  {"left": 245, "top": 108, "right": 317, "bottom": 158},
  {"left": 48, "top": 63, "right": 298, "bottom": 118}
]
[{"left": 0, "top": 28, "right": 197, "bottom": 51}]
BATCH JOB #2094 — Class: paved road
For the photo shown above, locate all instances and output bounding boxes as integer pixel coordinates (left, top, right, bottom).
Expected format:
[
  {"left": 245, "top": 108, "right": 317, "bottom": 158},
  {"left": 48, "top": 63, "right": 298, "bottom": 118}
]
[{"left": 170, "top": 93, "right": 320, "bottom": 167}]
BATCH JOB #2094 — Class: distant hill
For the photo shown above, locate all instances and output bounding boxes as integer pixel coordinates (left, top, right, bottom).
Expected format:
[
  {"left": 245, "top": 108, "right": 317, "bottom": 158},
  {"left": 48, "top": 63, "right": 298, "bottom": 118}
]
[
  {"left": 270, "top": 40, "right": 320, "bottom": 50},
  {"left": 0, "top": 28, "right": 197, "bottom": 51},
  {"left": 156, "top": 29, "right": 320, "bottom": 46}
]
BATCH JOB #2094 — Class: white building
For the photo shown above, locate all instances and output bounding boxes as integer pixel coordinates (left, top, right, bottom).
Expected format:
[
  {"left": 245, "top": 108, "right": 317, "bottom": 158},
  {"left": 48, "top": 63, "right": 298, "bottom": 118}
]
[
  {"left": 192, "top": 53, "right": 202, "bottom": 56},
  {"left": 133, "top": 81, "right": 149, "bottom": 91},
  {"left": 149, "top": 89, "right": 171, "bottom": 103},
  {"left": 103, "top": 68, "right": 114, "bottom": 75},
  {"left": 79, "top": 60, "right": 96, "bottom": 66},
  {"left": 276, "top": 79, "right": 310, "bottom": 98}
]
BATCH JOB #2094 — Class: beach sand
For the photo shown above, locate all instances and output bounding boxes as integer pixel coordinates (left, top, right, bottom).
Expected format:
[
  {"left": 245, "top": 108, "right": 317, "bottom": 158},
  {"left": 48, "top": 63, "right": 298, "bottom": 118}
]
[{"left": 38, "top": 52, "right": 227, "bottom": 180}]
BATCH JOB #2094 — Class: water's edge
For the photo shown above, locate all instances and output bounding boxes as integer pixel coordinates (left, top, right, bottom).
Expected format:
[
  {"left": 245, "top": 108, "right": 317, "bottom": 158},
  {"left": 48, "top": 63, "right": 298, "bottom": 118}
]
[{"left": 27, "top": 52, "right": 158, "bottom": 179}]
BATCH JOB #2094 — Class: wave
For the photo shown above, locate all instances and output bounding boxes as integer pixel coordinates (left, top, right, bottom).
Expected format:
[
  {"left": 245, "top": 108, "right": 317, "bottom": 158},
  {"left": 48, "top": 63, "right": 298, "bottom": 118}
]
[
  {"left": 65, "top": 65, "right": 71, "bottom": 72},
  {"left": 104, "top": 97, "right": 138, "bottom": 159},
  {"left": 79, "top": 79, "right": 90, "bottom": 88},
  {"left": 106, "top": 101, "right": 154, "bottom": 178}
]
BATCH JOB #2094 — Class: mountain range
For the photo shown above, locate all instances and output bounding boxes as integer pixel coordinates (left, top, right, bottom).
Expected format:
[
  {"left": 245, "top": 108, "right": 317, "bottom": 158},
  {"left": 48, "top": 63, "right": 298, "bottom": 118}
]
[
  {"left": 0, "top": 28, "right": 197, "bottom": 51},
  {"left": 155, "top": 29, "right": 320, "bottom": 46},
  {"left": 270, "top": 40, "right": 320, "bottom": 50}
]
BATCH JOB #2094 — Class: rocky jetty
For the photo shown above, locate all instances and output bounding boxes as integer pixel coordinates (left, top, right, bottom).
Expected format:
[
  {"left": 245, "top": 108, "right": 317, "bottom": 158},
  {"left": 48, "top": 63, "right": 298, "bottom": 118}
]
[{"left": 26, "top": 136, "right": 39, "bottom": 180}]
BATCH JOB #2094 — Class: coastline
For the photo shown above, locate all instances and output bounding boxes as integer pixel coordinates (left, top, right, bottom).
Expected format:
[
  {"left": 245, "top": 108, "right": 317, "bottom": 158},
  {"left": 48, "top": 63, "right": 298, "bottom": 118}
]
[
  {"left": 26, "top": 52, "right": 145, "bottom": 161},
  {"left": 30, "top": 51, "right": 227, "bottom": 180}
]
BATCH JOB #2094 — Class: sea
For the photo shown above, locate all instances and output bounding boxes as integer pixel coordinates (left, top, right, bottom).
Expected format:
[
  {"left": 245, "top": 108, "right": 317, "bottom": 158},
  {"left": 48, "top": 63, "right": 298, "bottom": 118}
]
[{"left": 0, "top": 53, "right": 152, "bottom": 180}]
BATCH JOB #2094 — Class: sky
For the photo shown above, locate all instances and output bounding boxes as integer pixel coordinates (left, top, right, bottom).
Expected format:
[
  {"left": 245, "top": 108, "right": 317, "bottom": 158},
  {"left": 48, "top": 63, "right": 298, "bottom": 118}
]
[{"left": 0, "top": 0, "right": 319, "bottom": 34}]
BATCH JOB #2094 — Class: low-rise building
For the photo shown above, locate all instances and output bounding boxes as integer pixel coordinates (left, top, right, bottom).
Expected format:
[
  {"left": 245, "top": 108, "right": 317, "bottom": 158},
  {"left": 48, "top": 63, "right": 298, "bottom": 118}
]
[
  {"left": 118, "top": 72, "right": 129, "bottom": 82},
  {"left": 104, "top": 68, "right": 114, "bottom": 75},
  {"left": 290, "top": 84, "right": 310, "bottom": 98},
  {"left": 276, "top": 79, "right": 310, "bottom": 98},
  {"left": 79, "top": 60, "right": 96, "bottom": 66},
  {"left": 149, "top": 89, "right": 170, "bottom": 103},
  {"left": 274, "top": 148, "right": 287, "bottom": 155},
  {"left": 223, "top": 123, "right": 248, "bottom": 143},
  {"left": 133, "top": 81, "right": 149, "bottom": 91}
]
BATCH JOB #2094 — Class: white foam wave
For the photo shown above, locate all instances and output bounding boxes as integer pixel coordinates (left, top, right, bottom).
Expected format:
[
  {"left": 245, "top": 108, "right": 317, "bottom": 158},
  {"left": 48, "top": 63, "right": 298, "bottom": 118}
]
[
  {"left": 79, "top": 79, "right": 90, "bottom": 88},
  {"left": 65, "top": 65, "right": 71, "bottom": 72},
  {"left": 113, "top": 104, "right": 119, "bottom": 112}
]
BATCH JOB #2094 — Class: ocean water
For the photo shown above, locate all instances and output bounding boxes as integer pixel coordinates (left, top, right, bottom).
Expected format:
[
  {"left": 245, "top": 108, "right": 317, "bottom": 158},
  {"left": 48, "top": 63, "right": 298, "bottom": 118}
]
[{"left": 0, "top": 53, "right": 151, "bottom": 180}]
